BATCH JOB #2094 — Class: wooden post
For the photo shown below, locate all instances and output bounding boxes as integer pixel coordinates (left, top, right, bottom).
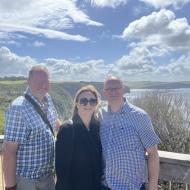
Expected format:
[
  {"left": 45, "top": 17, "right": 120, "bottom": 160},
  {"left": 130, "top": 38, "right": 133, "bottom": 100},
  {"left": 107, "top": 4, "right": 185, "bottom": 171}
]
[{"left": 168, "top": 181, "right": 172, "bottom": 190}]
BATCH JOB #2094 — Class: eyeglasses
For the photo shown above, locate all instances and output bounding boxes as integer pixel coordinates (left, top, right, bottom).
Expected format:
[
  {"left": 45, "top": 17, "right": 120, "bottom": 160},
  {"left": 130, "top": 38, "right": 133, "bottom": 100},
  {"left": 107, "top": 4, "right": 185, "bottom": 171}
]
[
  {"left": 79, "top": 98, "right": 98, "bottom": 106},
  {"left": 104, "top": 87, "right": 123, "bottom": 91}
]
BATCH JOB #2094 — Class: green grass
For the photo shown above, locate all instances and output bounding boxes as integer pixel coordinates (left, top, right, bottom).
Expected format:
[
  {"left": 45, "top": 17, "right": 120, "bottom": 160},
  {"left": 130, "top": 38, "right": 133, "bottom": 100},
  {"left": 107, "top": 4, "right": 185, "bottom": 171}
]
[
  {"left": 0, "top": 80, "right": 26, "bottom": 84},
  {"left": 0, "top": 81, "right": 74, "bottom": 134},
  {"left": 0, "top": 109, "right": 5, "bottom": 134}
]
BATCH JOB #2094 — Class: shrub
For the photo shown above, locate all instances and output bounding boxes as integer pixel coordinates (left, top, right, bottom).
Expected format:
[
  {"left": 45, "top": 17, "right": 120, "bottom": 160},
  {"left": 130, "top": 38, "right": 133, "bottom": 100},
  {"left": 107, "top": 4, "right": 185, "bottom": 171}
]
[{"left": 131, "top": 90, "right": 190, "bottom": 154}]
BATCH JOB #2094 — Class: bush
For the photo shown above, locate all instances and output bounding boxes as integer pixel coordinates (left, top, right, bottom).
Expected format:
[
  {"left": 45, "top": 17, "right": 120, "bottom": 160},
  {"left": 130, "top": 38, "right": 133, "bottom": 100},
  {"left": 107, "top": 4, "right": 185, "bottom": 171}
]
[{"left": 131, "top": 90, "right": 190, "bottom": 154}]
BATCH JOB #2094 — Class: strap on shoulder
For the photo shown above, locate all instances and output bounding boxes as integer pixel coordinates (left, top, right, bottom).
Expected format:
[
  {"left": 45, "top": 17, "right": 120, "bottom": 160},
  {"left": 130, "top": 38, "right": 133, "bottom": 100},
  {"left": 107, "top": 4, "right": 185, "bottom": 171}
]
[{"left": 24, "top": 94, "right": 55, "bottom": 137}]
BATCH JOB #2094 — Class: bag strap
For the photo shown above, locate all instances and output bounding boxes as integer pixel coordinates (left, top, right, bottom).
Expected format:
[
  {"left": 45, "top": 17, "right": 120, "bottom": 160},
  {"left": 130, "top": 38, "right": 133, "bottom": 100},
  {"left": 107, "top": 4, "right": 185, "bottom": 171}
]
[{"left": 24, "top": 94, "right": 55, "bottom": 137}]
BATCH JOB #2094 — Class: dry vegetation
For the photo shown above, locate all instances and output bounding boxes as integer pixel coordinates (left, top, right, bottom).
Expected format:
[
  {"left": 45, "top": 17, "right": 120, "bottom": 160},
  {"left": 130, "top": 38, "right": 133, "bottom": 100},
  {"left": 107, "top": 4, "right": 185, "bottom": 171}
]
[
  {"left": 131, "top": 90, "right": 190, "bottom": 190},
  {"left": 131, "top": 90, "right": 190, "bottom": 154}
]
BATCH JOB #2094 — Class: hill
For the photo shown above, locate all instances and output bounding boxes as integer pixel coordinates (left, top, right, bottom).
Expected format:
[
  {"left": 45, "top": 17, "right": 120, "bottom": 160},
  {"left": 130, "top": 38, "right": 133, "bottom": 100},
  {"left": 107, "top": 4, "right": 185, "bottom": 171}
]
[
  {"left": 0, "top": 81, "right": 73, "bottom": 134},
  {"left": 0, "top": 80, "right": 110, "bottom": 134},
  {"left": 57, "top": 81, "right": 104, "bottom": 97},
  {"left": 1, "top": 79, "right": 190, "bottom": 134}
]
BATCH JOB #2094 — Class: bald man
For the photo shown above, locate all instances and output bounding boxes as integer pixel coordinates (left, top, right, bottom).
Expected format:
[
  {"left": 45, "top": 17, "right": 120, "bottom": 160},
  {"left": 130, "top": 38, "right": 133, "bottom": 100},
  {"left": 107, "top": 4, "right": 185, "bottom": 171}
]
[
  {"left": 100, "top": 76, "right": 160, "bottom": 190},
  {"left": 3, "top": 66, "right": 59, "bottom": 190}
]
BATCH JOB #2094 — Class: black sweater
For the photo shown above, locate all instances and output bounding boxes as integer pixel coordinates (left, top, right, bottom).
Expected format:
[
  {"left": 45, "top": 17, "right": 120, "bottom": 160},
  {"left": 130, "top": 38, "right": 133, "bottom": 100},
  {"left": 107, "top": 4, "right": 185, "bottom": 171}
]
[{"left": 55, "top": 115, "right": 102, "bottom": 190}]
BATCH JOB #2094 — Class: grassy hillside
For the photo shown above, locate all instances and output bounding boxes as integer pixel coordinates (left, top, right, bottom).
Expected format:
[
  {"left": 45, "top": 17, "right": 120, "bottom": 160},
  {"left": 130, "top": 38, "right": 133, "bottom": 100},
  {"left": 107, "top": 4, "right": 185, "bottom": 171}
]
[
  {"left": 0, "top": 81, "right": 73, "bottom": 134},
  {"left": 0, "top": 81, "right": 27, "bottom": 134},
  {"left": 59, "top": 81, "right": 104, "bottom": 97},
  {"left": 0, "top": 81, "right": 105, "bottom": 134},
  {"left": 1, "top": 79, "right": 190, "bottom": 134},
  {"left": 50, "top": 83, "right": 73, "bottom": 119},
  {"left": 0, "top": 80, "right": 27, "bottom": 85},
  {"left": 60, "top": 81, "right": 130, "bottom": 98},
  {"left": 0, "top": 109, "right": 4, "bottom": 134}
]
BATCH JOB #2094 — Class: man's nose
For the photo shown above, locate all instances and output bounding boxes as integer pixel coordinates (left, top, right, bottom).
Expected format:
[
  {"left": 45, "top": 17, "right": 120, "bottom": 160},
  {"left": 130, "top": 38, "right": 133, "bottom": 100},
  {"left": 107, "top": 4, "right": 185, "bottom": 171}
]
[
  {"left": 41, "top": 82, "right": 49, "bottom": 90},
  {"left": 110, "top": 89, "right": 117, "bottom": 95}
]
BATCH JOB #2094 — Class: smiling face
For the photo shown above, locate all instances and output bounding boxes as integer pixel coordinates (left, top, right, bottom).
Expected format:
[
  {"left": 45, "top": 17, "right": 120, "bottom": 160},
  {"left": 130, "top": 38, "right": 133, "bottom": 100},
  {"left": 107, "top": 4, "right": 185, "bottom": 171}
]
[
  {"left": 28, "top": 70, "right": 50, "bottom": 101},
  {"left": 104, "top": 78, "right": 124, "bottom": 104},
  {"left": 76, "top": 91, "right": 97, "bottom": 119}
]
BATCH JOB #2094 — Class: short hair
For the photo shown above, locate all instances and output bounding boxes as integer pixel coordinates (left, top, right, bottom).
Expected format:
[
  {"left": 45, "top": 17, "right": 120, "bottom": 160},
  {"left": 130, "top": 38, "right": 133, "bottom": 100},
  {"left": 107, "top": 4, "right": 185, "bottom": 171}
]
[
  {"left": 72, "top": 85, "right": 100, "bottom": 119},
  {"left": 28, "top": 65, "right": 49, "bottom": 79},
  {"left": 104, "top": 76, "right": 123, "bottom": 88}
]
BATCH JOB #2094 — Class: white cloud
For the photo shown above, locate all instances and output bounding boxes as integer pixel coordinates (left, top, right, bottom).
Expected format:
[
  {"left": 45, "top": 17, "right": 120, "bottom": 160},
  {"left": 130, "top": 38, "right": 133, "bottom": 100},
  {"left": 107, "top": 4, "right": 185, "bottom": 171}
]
[
  {"left": 74, "top": 60, "right": 108, "bottom": 81},
  {"left": 89, "top": 0, "right": 128, "bottom": 8},
  {"left": 0, "top": 46, "right": 35, "bottom": 77},
  {"left": 0, "top": 23, "right": 89, "bottom": 42},
  {"left": 150, "top": 46, "right": 169, "bottom": 57},
  {"left": 155, "top": 55, "right": 190, "bottom": 80},
  {"left": 1, "top": 46, "right": 190, "bottom": 81},
  {"left": 139, "top": 0, "right": 190, "bottom": 9},
  {"left": 48, "top": 59, "right": 108, "bottom": 81},
  {"left": 0, "top": 47, "right": 108, "bottom": 81},
  {"left": 32, "top": 41, "right": 45, "bottom": 47},
  {"left": 0, "top": 0, "right": 103, "bottom": 42},
  {"left": 116, "top": 47, "right": 155, "bottom": 71},
  {"left": 121, "top": 9, "right": 190, "bottom": 53},
  {"left": 122, "top": 9, "right": 175, "bottom": 39},
  {"left": 114, "top": 51, "right": 190, "bottom": 81}
]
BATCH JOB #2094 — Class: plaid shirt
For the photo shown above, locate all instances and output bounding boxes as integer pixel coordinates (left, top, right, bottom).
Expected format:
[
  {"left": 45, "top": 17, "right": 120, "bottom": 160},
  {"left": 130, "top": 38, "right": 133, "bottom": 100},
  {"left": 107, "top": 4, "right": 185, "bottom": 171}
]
[
  {"left": 4, "top": 89, "right": 58, "bottom": 179},
  {"left": 100, "top": 100, "right": 160, "bottom": 190}
]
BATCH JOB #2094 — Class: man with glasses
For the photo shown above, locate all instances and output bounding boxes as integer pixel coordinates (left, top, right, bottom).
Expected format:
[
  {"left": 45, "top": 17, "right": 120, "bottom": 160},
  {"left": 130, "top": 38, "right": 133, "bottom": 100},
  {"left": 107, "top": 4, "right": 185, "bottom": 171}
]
[{"left": 100, "top": 76, "right": 160, "bottom": 190}]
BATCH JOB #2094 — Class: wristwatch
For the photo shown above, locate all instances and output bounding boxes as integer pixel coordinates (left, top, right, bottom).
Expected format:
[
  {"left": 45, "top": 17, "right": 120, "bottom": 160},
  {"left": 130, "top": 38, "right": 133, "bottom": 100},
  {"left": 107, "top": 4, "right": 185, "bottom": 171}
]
[{"left": 5, "top": 185, "right": 16, "bottom": 190}]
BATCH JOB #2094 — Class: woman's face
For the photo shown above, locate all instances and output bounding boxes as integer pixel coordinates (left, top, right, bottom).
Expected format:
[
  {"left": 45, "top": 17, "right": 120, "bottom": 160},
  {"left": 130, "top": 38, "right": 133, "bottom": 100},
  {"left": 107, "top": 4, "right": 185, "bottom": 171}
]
[{"left": 76, "top": 91, "right": 98, "bottom": 118}]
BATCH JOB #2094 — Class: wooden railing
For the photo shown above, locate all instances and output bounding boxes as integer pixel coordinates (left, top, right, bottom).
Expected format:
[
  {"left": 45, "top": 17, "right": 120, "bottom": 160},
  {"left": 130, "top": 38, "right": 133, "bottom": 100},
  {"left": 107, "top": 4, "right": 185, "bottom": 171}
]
[
  {"left": 159, "top": 151, "right": 190, "bottom": 190},
  {"left": 0, "top": 136, "right": 190, "bottom": 190}
]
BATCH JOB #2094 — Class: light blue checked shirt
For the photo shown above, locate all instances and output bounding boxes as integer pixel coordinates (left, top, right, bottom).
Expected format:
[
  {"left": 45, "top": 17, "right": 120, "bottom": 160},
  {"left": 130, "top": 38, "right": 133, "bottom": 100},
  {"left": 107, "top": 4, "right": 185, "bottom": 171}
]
[
  {"left": 4, "top": 89, "right": 58, "bottom": 179},
  {"left": 100, "top": 100, "right": 160, "bottom": 190}
]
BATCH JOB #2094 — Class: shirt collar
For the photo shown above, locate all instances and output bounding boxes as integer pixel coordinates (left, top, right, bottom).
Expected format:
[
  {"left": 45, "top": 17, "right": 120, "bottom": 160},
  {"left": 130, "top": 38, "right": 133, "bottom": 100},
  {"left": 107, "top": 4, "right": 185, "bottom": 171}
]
[
  {"left": 120, "top": 100, "right": 131, "bottom": 113},
  {"left": 24, "top": 87, "right": 48, "bottom": 107},
  {"left": 107, "top": 97, "right": 131, "bottom": 114}
]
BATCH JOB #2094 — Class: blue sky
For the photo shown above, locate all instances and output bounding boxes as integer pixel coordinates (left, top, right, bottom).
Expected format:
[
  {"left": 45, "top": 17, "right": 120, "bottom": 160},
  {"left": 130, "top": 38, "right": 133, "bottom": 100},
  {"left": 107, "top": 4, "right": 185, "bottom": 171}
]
[{"left": 0, "top": 0, "right": 190, "bottom": 81}]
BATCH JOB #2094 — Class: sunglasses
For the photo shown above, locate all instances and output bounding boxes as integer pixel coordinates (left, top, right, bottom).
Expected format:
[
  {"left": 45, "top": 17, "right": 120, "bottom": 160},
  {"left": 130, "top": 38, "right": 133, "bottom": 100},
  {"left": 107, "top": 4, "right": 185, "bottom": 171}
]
[{"left": 79, "top": 98, "right": 98, "bottom": 106}]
